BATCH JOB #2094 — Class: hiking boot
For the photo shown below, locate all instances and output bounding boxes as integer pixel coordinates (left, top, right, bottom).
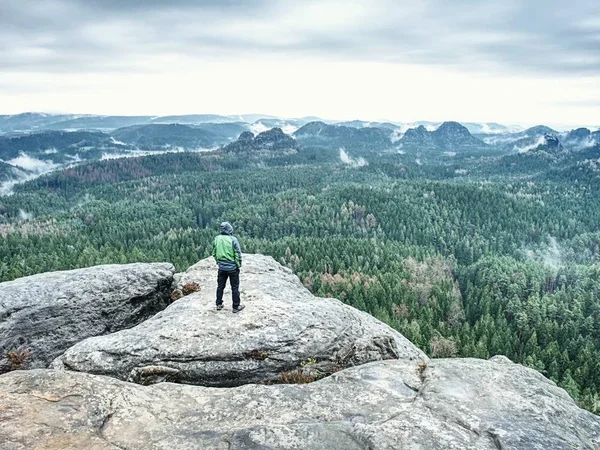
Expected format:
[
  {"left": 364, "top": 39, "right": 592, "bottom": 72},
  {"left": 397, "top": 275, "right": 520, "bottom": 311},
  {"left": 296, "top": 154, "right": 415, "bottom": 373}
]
[
  {"left": 232, "top": 304, "right": 245, "bottom": 313},
  {"left": 216, "top": 304, "right": 224, "bottom": 311}
]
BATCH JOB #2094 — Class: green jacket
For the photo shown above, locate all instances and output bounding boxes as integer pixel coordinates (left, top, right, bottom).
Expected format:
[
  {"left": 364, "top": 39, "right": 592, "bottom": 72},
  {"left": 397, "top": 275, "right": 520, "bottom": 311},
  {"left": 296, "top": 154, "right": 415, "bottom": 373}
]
[{"left": 213, "top": 223, "right": 242, "bottom": 271}]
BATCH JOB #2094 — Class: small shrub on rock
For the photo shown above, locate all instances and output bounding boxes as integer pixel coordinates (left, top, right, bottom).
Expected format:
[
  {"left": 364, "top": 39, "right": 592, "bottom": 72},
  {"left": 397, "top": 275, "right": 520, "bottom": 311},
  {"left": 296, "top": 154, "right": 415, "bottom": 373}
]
[
  {"left": 417, "top": 360, "right": 428, "bottom": 382},
  {"left": 6, "top": 349, "right": 32, "bottom": 371},
  {"left": 429, "top": 335, "right": 457, "bottom": 358},
  {"left": 247, "top": 350, "right": 269, "bottom": 360},
  {"left": 278, "top": 357, "right": 321, "bottom": 384},
  {"left": 170, "top": 290, "right": 183, "bottom": 302},
  {"left": 181, "top": 282, "right": 201, "bottom": 296},
  {"left": 278, "top": 368, "right": 319, "bottom": 384}
]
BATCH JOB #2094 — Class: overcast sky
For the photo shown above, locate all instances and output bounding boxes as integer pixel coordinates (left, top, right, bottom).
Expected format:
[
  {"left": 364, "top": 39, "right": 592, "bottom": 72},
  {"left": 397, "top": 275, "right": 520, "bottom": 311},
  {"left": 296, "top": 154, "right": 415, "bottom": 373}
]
[{"left": 0, "top": 0, "right": 599, "bottom": 128}]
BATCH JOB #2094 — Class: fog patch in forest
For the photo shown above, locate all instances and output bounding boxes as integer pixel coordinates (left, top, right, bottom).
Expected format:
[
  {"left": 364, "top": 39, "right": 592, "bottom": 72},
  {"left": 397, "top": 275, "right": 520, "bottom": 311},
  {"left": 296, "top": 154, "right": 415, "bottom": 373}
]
[
  {"left": 18, "top": 209, "right": 33, "bottom": 221},
  {"left": 249, "top": 122, "right": 269, "bottom": 135},
  {"left": 483, "top": 134, "right": 520, "bottom": 145},
  {"left": 110, "top": 137, "right": 128, "bottom": 146},
  {"left": 573, "top": 136, "right": 597, "bottom": 150},
  {"left": 0, "top": 170, "right": 39, "bottom": 197},
  {"left": 391, "top": 129, "right": 404, "bottom": 143},
  {"left": 6, "top": 153, "right": 59, "bottom": 174},
  {"left": 339, "top": 148, "right": 367, "bottom": 167},
  {"left": 515, "top": 136, "right": 546, "bottom": 153},
  {"left": 100, "top": 147, "right": 216, "bottom": 161},
  {"left": 524, "top": 236, "right": 565, "bottom": 269},
  {"left": 0, "top": 180, "right": 19, "bottom": 196}
]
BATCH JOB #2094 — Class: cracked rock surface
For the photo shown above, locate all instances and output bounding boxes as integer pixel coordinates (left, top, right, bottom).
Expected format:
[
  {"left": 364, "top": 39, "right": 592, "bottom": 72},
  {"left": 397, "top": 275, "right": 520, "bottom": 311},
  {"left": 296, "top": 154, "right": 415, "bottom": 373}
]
[
  {"left": 1, "top": 357, "right": 599, "bottom": 450},
  {"left": 0, "top": 263, "right": 175, "bottom": 372},
  {"left": 52, "top": 254, "right": 425, "bottom": 386}
]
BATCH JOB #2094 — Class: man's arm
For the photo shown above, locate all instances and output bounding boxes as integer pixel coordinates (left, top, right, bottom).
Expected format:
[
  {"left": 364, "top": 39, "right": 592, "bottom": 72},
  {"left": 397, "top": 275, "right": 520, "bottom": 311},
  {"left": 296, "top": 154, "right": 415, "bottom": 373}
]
[
  {"left": 212, "top": 237, "right": 217, "bottom": 262},
  {"left": 232, "top": 237, "right": 242, "bottom": 268}
]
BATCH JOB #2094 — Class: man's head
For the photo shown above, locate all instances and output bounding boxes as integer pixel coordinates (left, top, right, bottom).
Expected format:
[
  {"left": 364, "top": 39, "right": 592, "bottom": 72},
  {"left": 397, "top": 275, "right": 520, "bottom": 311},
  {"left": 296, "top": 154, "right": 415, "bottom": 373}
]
[{"left": 220, "top": 222, "right": 234, "bottom": 235}]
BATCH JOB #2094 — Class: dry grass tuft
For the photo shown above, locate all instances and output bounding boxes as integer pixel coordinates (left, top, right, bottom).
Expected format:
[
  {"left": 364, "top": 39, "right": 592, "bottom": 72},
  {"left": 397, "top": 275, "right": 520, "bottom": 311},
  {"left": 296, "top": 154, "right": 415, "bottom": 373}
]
[
  {"left": 170, "top": 290, "right": 183, "bottom": 302},
  {"left": 247, "top": 350, "right": 269, "bottom": 361},
  {"left": 278, "top": 368, "right": 319, "bottom": 384},
  {"left": 6, "top": 349, "right": 33, "bottom": 371},
  {"left": 181, "top": 282, "right": 201, "bottom": 296}
]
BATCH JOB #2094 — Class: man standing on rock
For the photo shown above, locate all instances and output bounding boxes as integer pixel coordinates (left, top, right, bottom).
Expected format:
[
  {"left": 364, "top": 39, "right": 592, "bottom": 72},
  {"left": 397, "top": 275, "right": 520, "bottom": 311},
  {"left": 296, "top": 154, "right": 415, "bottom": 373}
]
[{"left": 213, "top": 222, "right": 245, "bottom": 313}]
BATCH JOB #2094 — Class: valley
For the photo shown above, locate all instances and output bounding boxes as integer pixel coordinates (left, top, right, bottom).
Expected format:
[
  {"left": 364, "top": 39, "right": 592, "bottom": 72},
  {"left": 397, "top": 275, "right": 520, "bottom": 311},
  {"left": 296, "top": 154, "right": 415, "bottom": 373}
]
[{"left": 1, "top": 113, "right": 599, "bottom": 414}]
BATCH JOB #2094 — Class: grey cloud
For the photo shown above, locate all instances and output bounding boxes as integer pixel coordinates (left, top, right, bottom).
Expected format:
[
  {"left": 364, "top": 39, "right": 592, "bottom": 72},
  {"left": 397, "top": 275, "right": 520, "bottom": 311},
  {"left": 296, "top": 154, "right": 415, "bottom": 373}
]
[{"left": 0, "top": 0, "right": 599, "bottom": 76}]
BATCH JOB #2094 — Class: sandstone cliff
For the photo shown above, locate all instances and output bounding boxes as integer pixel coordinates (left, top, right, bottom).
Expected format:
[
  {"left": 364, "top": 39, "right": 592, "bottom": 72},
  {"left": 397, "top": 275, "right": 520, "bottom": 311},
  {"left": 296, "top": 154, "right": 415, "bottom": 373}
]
[
  {"left": 0, "top": 255, "right": 599, "bottom": 449},
  {"left": 0, "top": 263, "right": 174, "bottom": 371}
]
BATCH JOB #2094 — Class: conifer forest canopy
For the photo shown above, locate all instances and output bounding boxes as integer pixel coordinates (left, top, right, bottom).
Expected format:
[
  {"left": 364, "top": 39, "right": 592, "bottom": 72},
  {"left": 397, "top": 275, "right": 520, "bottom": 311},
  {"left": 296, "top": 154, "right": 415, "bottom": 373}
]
[{"left": 1, "top": 123, "right": 600, "bottom": 415}]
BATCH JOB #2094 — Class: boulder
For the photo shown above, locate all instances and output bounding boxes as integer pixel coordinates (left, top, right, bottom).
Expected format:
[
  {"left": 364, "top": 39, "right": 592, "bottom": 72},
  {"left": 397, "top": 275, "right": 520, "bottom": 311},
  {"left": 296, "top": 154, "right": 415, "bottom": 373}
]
[
  {"left": 0, "top": 263, "right": 175, "bottom": 372},
  {"left": 52, "top": 254, "right": 425, "bottom": 386},
  {"left": 1, "top": 357, "right": 599, "bottom": 449}
]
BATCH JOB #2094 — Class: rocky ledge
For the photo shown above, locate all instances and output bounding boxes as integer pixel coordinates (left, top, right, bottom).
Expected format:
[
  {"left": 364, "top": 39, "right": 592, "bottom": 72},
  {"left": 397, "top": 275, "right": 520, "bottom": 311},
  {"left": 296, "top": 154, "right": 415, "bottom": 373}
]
[
  {"left": 1, "top": 356, "right": 599, "bottom": 449},
  {"left": 0, "top": 263, "right": 174, "bottom": 371},
  {"left": 52, "top": 254, "right": 425, "bottom": 386},
  {"left": 1, "top": 255, "right": 599, "bottom": 449}
]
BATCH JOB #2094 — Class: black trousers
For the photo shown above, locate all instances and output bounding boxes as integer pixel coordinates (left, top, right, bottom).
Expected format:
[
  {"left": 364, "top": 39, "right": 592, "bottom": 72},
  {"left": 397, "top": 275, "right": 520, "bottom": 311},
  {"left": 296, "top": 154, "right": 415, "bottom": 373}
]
[{"left": 216, "top": 269, "right": 240, "bottom": 308}]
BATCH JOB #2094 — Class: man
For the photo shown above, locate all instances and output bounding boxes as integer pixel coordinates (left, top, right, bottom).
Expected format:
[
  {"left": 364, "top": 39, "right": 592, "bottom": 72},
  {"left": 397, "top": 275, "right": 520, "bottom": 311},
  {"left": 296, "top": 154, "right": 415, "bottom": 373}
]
[{"left": 213, "top": 221, "right": 245, "bottom": 313}]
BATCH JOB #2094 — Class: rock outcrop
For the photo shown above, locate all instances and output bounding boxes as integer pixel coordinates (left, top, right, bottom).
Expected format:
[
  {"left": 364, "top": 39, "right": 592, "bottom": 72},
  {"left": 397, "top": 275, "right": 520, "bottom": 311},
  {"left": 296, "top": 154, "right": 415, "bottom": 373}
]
[
  {"left": 534, "top": 134, "right": 564, "bottom": 154},
  {"left": 431, "top": 121, "right": 486, "bottom": 151},
  {"left": 1, "top": 357, "right": 599, "bottom": 449},
  {"left": 0, "top": 263, "right": 174, "bottom": 371},
  {"left": 52, "top": 254, "right": 425, "bottom": 386},
  {"left": 400, "top": 125, "right": 437, "bottom": 151},
  {"left": 1, "top": 255, "right": 599, "bottom": 449},
  {"left": 224, "top": 128, "right": 298, "bottom": 155},
  {"left": 399, "top": 122, "right": 486, "bottom": 152},
  {"left": 293, "top": 121, "right": 393, "bottom": 152}
]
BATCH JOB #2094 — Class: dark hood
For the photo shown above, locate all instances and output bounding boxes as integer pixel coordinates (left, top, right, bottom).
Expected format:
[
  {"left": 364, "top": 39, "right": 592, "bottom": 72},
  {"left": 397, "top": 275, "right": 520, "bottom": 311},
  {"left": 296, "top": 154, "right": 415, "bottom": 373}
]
[{"left": 220, "top": 222, "right": 233, "bottom": 235}]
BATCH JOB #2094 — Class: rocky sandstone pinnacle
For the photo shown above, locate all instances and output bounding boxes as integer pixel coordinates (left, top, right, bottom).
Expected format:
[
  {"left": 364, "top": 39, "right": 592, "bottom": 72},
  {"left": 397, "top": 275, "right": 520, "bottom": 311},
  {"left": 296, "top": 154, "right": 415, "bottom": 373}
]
[
  {"left": 0, "top": 263, "right": 175, "bottom": 372},
  {"left": 1, "top": 357, "right": 599, "bottom": 449},
  {"left": 52, "top": 254, "right": 426, "bottom": 386}
]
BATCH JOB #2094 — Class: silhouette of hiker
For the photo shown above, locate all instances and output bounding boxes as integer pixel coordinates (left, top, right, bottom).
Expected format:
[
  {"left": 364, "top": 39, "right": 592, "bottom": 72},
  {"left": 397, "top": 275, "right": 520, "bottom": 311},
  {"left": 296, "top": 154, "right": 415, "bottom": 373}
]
[{"left": 213, "top": 222, "right": 245, "bottom": 312}]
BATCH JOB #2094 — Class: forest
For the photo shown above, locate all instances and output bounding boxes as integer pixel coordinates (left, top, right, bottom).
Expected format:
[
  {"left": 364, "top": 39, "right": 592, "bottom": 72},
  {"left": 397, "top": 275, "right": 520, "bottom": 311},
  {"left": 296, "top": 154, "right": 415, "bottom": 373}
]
[{"left": 1, "top": 142, "right": 599, "bottom": 414}]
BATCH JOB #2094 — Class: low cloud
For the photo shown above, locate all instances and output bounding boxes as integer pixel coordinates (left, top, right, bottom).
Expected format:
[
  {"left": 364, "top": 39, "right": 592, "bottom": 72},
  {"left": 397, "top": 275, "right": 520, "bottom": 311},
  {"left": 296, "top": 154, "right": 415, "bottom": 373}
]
[
  {"left": 18, "top": 209, "right": 33, "bottom": 220},
  {"left": 110, "top": 137, "right": 128, "bottom": 146},
  {"left": 390, "top": 129, "right": 404, "bottom": 143},
  {"left": 100, "top": 147, "right": 217, "bottom": 161},
  {"left": 571, "top": 135, "right": 597, "bottom": 150},
  {"left": 483, "top": 134, "right": 521, "bottom": 145},
  {"left": 524, "top": 236, "right": 564, "bottom": 270},
  {"left": 0, "top": 180, "right": 20, "bottom": 196},
  {"left": 249, "top": 123, "right": 298, "bottom": 135},
  {"left": 280, "top": 124, "right": 299, "bottom": 134},
  {"left": 249, "top": 122, "right": 269, "bottom": 135},
  {"left": 339, "top": 148, "right": 367, "bottom": 167},
  {"left": 7, "top": 153, "right": 59, "bottom": 174},
  {"left": 514, "top": 135, "right": 547, "bottom": 153}
]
